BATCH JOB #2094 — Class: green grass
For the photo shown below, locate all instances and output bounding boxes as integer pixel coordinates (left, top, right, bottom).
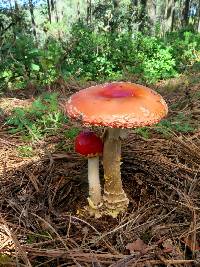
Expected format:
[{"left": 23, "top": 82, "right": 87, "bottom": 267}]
[
  {"left": 17, "top": 145, "right": 34, "bottom": 157},
  {"left": 64, "top": 128, "right": 80, "bottom": 139},
  {"left": 134, "top": 113, "right": 196, "bottom": 139},
  {"left": 5, "top": 93, "right": 68, "bottom": 142}
]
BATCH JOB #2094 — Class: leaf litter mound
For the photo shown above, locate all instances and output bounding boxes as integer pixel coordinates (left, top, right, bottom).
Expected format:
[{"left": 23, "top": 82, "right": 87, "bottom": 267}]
[{"left": 0, "top": 77, "right": 200, "bottom": 266}]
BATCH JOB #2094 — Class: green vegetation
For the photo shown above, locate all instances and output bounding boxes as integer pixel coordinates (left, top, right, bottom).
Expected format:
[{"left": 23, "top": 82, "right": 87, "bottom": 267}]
[
  {"left": 64, "top": 26, "right": 179, "bottom": 83},
  {"left": 0, "top": 37, "right": 63, "bottom": 91},
  {"left": 135, "top": 112, "right": 196, "bottom": 139},
  {"left": 27, "top": 231, "right": 52, "bottom": 244},
  {"left": 17, "top": 145, "right": 34, "bottom": 157},
  {"left": 156, "top": 114, "right": 196, "bottom": 135},
  {"left": 6, "top": 90, "right": 196, "bottom": 144},
  {"left": 64, "top": 128, "right": 80, "bottom": 139},
  {"left": 0, "top": 254, "right": 12, "bottom": 265},
  {"left": 0, "top": 0, "right": 199, "bottom": 143},
  {"left": 6, "top": 93, "right": 67, "bottom": 141},
  {"left": 1, "top": 1, "right": 200, "bottom": 92},
  {"left": 1, "top": 27, "right": 200, "bottom": 90}
]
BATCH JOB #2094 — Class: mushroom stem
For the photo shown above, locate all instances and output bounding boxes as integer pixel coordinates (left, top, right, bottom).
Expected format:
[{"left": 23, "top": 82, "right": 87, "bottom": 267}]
[
  {"left": 103, "top": 128, "right": 129, "bottom": 217},
  {"left": 88, "top": 156, "right": 102, "bottom": 208}
]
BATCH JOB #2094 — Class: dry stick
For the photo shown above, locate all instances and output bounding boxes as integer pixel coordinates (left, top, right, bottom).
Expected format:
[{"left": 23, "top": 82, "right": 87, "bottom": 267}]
[
  {"left": 155, "top": 173, "right": 200, "bottom": 212},
  {"left": 34, "top": 258, "right": 58, "bottom": 267},
  {"left": 91, "top": 210, "right": 146, "bottom": 245},
  {"left": 188, "top": 167, "right": 200, "bottom": 195},
  {"left": 0, "top": 215, "right": 32, "bottom": 267},
  {"left": 0, "top": 138, "right": 19, "bottom": 147},
  {"left": 168, "top": 179, "right": 200, "bottom": 255},
  {"left": 109, "top": 255, "right": 137, "bottom": 267},
  {"left": 190, "top": 207, "right": 197, "bottom": 256},
  {"left": 12, "top": 247, "right": 196, "bottom": 266},
  {"left": 20, "top": 248, "right": 123, "bottom": 261},
  {"left": 158, "top": 259, "right": 195, "bottom": 265},
  {"left": 66, "top": 214, "right": 72, "bottom": 239},
  {"left": 180, "top": 223, "right": 200, "bottom": 239},
  {"left": 25, "top": 171, "right": 40, "bottom": 192}
]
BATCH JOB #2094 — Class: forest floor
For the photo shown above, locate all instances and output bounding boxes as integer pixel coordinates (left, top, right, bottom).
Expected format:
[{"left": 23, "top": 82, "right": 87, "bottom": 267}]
[{"left": 0, "top": 74, "right": 200, "bottom": 267}]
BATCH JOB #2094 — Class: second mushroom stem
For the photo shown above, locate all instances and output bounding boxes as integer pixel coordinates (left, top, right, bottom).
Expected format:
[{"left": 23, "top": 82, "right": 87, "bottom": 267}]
[
  {"left": 88, "top": 156, "right": 102, "bottom": 208},
  {"left": 103, "top": 128, "right": 129, "bottom": 217}
]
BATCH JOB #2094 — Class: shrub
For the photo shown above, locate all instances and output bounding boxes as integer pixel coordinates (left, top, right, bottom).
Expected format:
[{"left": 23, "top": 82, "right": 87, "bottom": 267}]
[
  {"left": 62, "top": 23, "right": 118, "bottom": 80},
  {"left": 0, "top": 35, "right": 64, "bottom": 91},
  {"left": 6, "top": 93, "right": 67, "bottom": 141},
  {"left": 125, "top": 34, "right": 177, "bottom": 83},
  {"left": 1, "top": 24, "right": 200, "bottom": 90},
  {"left": 165, "top": 30, "right": 200, "bottom": 71},
  {"left": 63, "top": 24, "right": 177, "bottom": 83}
]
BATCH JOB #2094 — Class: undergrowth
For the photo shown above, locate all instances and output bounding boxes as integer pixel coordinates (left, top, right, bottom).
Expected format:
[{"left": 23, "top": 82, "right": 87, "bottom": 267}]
[
  {"left": 5, "top": 93, "right": 68, "bottom": 142},
  {"left": 1, "top": 25, "right": 200, "bottom": 92},
  {"left": 5, "top": 92, "right": 197, "bottom": 145},
  {"left": 17, "top": 145, "right": 34, "bottom": 157},
  {"left": 134, "top": 112, "right": 196, "bottom": 139}
]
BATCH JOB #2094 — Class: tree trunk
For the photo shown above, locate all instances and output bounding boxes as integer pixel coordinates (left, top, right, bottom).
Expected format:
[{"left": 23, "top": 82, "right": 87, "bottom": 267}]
[
  {"left": 164, "top": 0, "right": 175, "bottom": 33},
  {"left": 147, "top": 0, "right": 157, "bottom": 33},
  {"left": 47, "top": 0, "right": 52, "bottom": 23},
  {"left": 198, "top": 0, "right": 200, "bottom": 32},
  {"left": 86, "top": 0, "right": 92, "bottom": 25},
  {"left": 138, "top": 0, "right": 147, "bottom": 32},
  {"left": 14, "top": 0, "right": 19, "bottom": 12},
  {"left": 77, "top": 0, "right": 81, "bottom": 22},
  {"left": 127, "top": 1, "right": 134, "bottom": 33},
  {"left": 110, "top": 0, "right": 120, "bottom": 32},
  {"left": 182, "top": 0, "right": 190, "bottom": 27},
  {"left": 55, "top": 4, "right": 59, "bottom": 22},
  {"left": 171, "top": 3, "right": 176, "bottom": 31},
  {"left": 50, "top": 0, "right": 55, "bottom": 12},
  {"left": 147, "top": 0, "right": 156, "bottom": 24},
  {"left": 50, "top": 0, "right": 58, "bottom": 23},
  {"left": 13, "top": 0, "right": 20, "bottom": 39},
  {"left": 28, "top": 0, "right": 37, "bottom": 41}
]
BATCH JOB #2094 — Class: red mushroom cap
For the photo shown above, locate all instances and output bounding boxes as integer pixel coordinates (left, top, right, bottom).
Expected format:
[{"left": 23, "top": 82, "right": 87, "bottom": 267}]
[
  {"left": 65, "top": 82, "right": 168, "bottom": 128},
  {"left": 75, "top": 131, "right": 103, "bottom": 157}
]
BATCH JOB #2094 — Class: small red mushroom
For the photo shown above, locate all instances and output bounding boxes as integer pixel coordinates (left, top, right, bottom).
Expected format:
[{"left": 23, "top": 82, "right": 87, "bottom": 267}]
[
  {"left": 64, "top": 82, "right": 168, "bottom": 217},
  {"left": 75, "top": 131, "right": 103, "bottom": 213}
]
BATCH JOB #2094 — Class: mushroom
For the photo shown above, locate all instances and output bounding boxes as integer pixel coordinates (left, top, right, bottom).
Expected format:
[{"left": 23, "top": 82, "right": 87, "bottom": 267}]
[
  {"left": 64, "top": 82, "right": 168, "bottom": 217},
  {"left": 75, "top": 130, "right": 103, "bottom": 214}
]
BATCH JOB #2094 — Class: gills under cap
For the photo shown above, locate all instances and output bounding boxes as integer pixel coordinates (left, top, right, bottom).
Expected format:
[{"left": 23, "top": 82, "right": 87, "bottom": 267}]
[{"left": 64, "top": 82, "right": 168, "bottom": 128}]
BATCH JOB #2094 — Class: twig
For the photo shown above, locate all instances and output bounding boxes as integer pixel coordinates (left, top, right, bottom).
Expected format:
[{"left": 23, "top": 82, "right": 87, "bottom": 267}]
[
  {"left": 0, "top": 216, "right": 32, "bottom": 267},
  {"left": 0, "top": 138, "right": 18, "bottom": 147}
]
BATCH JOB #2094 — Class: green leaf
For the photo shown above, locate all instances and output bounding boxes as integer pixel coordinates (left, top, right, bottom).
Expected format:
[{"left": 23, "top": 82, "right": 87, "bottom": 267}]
[{"left": 31, "top": 63, "right": 40, "bottom": 71}]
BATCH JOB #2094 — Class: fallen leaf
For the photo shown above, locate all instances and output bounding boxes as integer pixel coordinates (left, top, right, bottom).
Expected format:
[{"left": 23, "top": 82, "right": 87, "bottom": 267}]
[{"left": 126, "top": 238, "right": 148, "bottom": 254}]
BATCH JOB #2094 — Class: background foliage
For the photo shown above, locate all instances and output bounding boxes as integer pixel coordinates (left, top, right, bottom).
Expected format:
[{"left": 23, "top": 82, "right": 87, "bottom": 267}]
[{"left": 0, "top": 0, "right": 200, "bottom": 92}]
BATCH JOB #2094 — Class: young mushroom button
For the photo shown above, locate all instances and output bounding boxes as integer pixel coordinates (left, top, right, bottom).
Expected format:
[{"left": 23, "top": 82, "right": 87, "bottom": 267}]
[
  {"left": 64, "top": 82, "right": 168, "bottom": 218},
  {"left": 75, "top": 131, "right": 103, "bottom": 214}
]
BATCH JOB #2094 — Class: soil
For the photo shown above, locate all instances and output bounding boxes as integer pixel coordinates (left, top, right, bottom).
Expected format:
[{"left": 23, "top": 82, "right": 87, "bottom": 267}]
[{"left": 0, "top": 75, "right": 199, "bottom": 266}]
